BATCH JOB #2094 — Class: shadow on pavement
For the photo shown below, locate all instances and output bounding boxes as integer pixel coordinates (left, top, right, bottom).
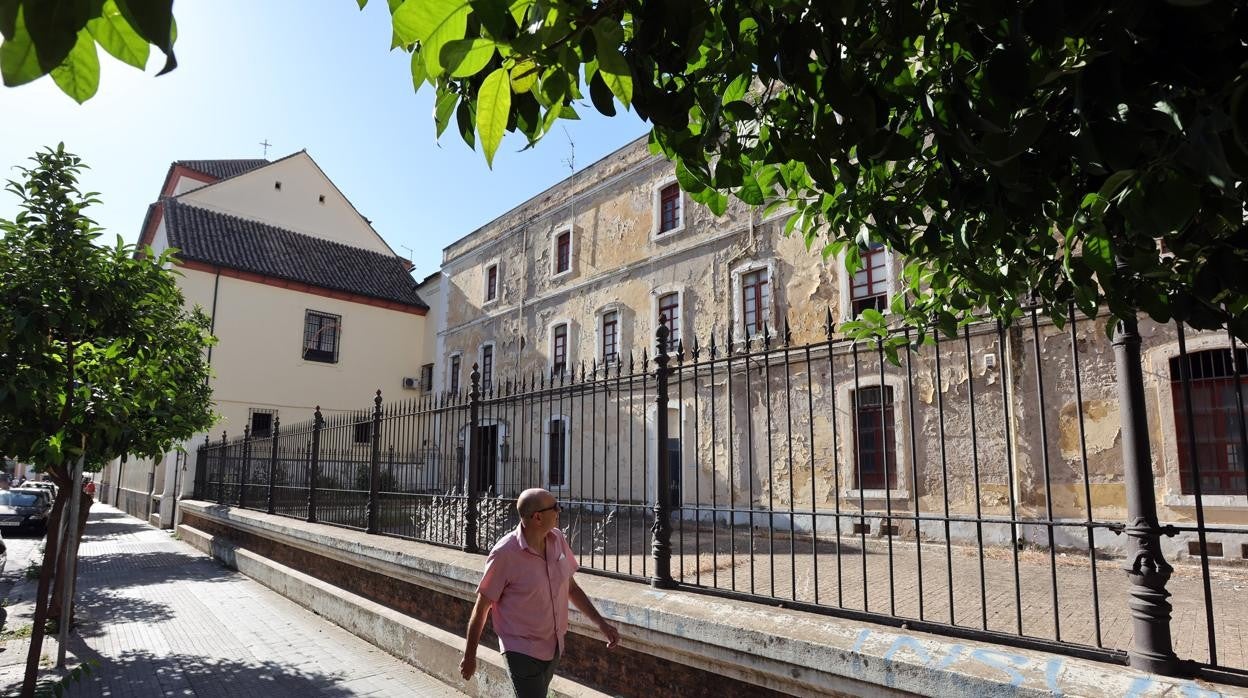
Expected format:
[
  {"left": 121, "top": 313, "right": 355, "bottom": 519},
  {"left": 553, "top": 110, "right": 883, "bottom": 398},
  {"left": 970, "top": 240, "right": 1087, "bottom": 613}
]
[
  {"left": 64, "top": 644, "right": 362, "bottom": 697},
  {"left": 73, "top": 590, "right": 174, "bottom": 637},
  {"left": 73, "top": 550, "right": 238, "bottom": 592}
]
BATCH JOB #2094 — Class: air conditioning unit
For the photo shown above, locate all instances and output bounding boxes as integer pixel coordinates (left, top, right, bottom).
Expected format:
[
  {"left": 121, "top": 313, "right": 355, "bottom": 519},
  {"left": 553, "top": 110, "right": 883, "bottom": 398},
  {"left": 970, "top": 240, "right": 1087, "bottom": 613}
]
[{"left": 402, "top": 376, "right": 419, "bottom": 390}]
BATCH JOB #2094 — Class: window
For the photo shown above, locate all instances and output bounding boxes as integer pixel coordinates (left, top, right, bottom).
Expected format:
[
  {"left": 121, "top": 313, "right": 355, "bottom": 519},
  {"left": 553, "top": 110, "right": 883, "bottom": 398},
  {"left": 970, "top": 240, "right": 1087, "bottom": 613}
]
[
  {"left": 658, "top": 293, "right": 680, "bottom": 353},
  {"left": 552, "top": 323, "right": 568, "bottom": 375},
  {"left": 658, "top": 183, "right": 682, "bottom": 234},
  {"left": 420, "top": 363, "right": 434, "bottom": 391},
  {"left": 741, "top": 269, "right": 770, "bottom": 337},
  {"left": 851, "top": 242, "right": 889, "bottom": 316},
  {"left": 302, "top": 310, "right": 341, "bottom": 363},
  {"left": 853, "top": 386, "right": 897, "bottom": 490},
  {"left": 481, "top": 344, "right": 494, "bottom": 387},
  {"left": 1170, "top": 348, "right": 1248, "bottom": 496},
  {"left": 249, "top": 409, "right": 276, "bottom": 439},
  {"left": 485, "top": 263, "right": 498, "bottom": 302},
  {"left": 548, "top": 418, "right": 567, "bottom": 488},
  {"left": 449, "top": 354, "right": 462, "bottom": 394},
  {"left": 354, "top": 421, "right": 372, "bottom": 444},
  {"left": 601, "top": 312, "right": 619, "bottom": 364},
  {"left": 554, "top": 230, "right": 571, "bottom": 275}
]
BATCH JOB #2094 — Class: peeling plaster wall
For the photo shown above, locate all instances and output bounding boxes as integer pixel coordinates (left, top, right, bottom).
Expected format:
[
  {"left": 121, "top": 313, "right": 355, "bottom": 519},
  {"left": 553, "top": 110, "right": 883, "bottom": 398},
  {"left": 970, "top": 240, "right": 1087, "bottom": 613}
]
[{"left": 435, "top": 138, "right": 1248, "bottom": 548}]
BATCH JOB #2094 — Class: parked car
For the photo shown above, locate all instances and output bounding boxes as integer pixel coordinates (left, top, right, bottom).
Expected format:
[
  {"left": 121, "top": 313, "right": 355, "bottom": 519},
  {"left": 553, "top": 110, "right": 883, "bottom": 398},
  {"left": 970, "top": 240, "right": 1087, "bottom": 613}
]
[
  {"left": 0, "top": 489, "right": 51, "bottom": 534},
  {"left": 24, "top": 481, "right": 57, "bottom": 499}
]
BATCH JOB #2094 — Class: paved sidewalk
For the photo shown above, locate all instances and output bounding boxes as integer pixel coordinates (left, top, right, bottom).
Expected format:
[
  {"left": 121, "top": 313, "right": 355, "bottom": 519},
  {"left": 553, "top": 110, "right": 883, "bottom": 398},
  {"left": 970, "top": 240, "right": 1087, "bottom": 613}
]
[{"left": 0, "top": 503, "right": 465, "bottom": 697}]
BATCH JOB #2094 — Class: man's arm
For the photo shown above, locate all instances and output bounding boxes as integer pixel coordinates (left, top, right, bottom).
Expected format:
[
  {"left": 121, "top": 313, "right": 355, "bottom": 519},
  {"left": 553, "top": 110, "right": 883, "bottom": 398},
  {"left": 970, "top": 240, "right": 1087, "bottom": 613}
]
[
  {"left": 460, "top": 593, "right": 494, "bottom": 680},
  {"left": 569, "top": 578, "right": 620, "bottom": 648}
]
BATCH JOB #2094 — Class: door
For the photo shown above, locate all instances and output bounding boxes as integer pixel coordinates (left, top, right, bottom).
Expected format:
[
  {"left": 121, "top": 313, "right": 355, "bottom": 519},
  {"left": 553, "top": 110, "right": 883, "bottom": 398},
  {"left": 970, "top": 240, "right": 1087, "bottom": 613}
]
[{"left": 475, "top": 425, "right": 498, "bottom": 493}]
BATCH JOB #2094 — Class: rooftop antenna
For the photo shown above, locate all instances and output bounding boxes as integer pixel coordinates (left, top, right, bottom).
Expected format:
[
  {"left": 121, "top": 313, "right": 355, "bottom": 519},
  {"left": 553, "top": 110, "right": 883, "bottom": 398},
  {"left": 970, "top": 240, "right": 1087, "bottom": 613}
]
[
  {"left": 560, "top": 126, "right": 575, "bottom": 174},
  {"left": 259, "top": 139, "right": 272, "bottom": 158}
]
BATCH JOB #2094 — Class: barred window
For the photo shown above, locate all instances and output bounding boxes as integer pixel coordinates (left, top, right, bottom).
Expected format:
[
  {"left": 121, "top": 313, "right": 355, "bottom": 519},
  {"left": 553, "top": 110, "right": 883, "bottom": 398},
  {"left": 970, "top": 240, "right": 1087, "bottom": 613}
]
[
  {"left": 449, "top": 354, "right": 462, "bottom": 394},
  {"left": 1170, "top": 348, "right": 1248, "bottom": 496},
  {"left": 552, "top": 323, "right": 568, "bottom": 375},
  {"left": 853, "top": 386, "right": 897, "bottom": 490},
  {"left": 549, "top": 418, "right": 567, "bottom": 487},
  {"left": 601, "top": 312, "right": 618, "bottom": 364},
  {"left": 658, "top": 293, "right": 680, "bottom": 352},
  {"left": 303, "top": 310, "right": 340, "bottom": 363},
  {"left": 481, "top": 345, "right": 494, "bottom": 387},
  {"left": 249, "top": 409, "right": 276, "bottom": 439},
  {"left": 420, "top": 363, "right": 434, "bottom": 391}
]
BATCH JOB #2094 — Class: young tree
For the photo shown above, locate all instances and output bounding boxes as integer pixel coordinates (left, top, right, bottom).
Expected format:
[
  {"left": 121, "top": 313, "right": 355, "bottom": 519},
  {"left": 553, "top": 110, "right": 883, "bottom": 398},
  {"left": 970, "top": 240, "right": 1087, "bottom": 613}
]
[{"left": 0, "top": 145, "right": 215, "bottom": 697}]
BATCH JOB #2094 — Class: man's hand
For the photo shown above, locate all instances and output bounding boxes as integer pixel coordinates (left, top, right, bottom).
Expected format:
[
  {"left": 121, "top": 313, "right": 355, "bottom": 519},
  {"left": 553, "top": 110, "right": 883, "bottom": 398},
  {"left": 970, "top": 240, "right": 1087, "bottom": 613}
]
[
  {"left": 460, "top": 653, "right": 477, "bottom": 680},
  {"left": 599, "top": 621, "right": 621, "bottom": 649}
]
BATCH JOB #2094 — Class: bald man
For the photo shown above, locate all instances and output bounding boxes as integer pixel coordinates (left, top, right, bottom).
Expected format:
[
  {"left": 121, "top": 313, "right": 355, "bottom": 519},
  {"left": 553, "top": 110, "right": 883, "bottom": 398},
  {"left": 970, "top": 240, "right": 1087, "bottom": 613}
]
[{"left": 460, "top": 488, "right": 620, "bottom": 697}]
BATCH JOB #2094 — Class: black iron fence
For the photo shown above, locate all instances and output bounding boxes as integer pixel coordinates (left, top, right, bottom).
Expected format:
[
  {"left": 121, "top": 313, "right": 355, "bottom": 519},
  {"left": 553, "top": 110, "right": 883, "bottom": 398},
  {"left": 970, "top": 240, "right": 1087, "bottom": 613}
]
[{"left": 194, "top": 311, "right": 1248, "bottom": 685}]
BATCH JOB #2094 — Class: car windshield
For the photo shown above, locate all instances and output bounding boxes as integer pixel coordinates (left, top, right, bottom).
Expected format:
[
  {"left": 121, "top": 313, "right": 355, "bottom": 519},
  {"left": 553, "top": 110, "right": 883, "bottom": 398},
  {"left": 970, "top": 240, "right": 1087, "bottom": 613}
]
[{"left": 0, "top": 492, "right": 40, "bottom": 507}]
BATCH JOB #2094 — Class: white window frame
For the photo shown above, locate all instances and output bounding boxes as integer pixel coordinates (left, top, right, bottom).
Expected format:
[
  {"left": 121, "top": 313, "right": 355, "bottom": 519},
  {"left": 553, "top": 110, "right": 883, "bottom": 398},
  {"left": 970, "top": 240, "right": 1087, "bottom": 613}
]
[
  {"left": 478, "top": 341, "right": 496, "bottom": 388},
  {"left": 651, "top": 284, "right": 686, "bottom": 355},
  {"left": 651, "top": 177, "right": 685, "bottom": 240},
  {"left": 544, "top": 415, "right": 572, "bottom": 492},
  {"left": 836, "top": 377, "right": 910, "bottom": 499},
  {"left": 483, "top": 258, "right": 501, "bottom": 305},
  {"left": 595, "top": 304, "right": 626, "bottom": 368},
  {"left": 837, "top": 245, "right": 897, "bottom": 323},
  {"left": 731, "top": 259, "right": 777, "bottom": 340},
  {"left": 551, "top": 226, "right": 574, "bottom": 279},
  {"left": 548, "top": 319, "right": 573, "bottom": 377}
]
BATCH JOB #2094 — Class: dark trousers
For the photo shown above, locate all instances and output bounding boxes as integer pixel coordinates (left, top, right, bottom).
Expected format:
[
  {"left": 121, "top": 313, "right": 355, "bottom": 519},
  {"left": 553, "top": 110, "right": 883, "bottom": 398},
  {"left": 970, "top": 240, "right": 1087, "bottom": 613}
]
[{"left": 503, "top": 650, "right": 560, "bottom": 698}]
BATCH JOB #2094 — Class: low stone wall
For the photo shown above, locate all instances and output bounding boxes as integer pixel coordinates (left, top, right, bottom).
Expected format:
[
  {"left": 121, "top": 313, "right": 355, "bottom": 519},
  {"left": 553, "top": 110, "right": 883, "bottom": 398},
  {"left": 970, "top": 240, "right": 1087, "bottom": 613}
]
[{"left": 177, "top": 500, "right": 1244, "bottom": 698}]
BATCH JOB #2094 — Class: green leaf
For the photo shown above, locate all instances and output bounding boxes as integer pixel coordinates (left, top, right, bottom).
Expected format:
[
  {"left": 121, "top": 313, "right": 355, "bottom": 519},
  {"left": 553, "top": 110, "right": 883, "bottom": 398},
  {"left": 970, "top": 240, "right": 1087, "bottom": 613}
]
[
  {"left": 434, "top": 90, "right": 458, "bottom": 138},
  {"left": 441, "top": 38, "right": 494, "bottom": 78},
  {"left": 509, "top": 58, "right": 536, "bottom": 93},
  {"left": 0, "top": 7, "right": 39, "bottom": 86},
  {"left": 410, "top": 47, "right": 426, "bottom": 92},
  {"left": 591, "top": 21, "right": 631, "bottom": 108},
  {"left": 86, "top": 0, "right": 149, "bottom": 70},
  {"left": 1083, "top": 230, "right": 1114, "bottom": 278},
  {"left": 393, "top": 0, "right": 470, "bottom": 75},
  {"left": 477, "top": 67, "right": 510, "bottom": 167},
  {"left": 50, "top": 29, "right": 99, "bottom": 103},
  {"left": 113, "top": 0, "right": 176, "bottom": 75}
]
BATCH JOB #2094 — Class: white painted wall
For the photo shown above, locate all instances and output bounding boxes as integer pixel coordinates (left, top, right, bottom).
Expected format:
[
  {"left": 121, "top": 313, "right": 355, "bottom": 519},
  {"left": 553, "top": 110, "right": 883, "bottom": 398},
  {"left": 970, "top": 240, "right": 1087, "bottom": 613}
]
[
  {"left": 179, "top": 267, "right": 428, "bottom": 435},
  {"left": 178, "top": 153, "right": 392, "bottom": 254}
]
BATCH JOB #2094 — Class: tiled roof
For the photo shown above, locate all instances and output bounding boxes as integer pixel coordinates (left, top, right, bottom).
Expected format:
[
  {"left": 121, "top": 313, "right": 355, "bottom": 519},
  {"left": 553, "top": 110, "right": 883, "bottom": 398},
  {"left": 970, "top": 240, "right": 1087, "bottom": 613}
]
[
  {"left": 162, "top": 199, "right": 427, "bottom": 310},
  {"left": 175, "top": 159, "right": 270, "bottom": 180}
]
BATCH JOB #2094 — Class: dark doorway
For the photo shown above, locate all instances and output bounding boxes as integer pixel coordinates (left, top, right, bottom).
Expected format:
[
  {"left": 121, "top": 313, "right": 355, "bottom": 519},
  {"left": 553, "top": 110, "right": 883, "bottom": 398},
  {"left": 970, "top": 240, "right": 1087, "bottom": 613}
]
[
  {"left": 475, "top": 425, "right": 498, "bottom": 493},
  {"left": 666, "top": 437, "right": 681, "bottom": 509}
]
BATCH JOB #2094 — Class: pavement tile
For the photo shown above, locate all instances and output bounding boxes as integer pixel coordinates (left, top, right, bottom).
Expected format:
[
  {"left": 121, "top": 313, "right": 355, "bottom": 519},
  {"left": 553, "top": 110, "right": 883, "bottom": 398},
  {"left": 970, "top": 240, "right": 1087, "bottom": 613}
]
[{"left": 0, "top": 504, "right": 466, "bottom": 697}]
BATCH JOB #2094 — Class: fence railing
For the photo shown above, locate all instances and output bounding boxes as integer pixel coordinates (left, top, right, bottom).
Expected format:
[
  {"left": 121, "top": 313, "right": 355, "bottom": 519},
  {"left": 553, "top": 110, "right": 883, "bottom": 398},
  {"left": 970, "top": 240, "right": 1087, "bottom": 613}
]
[{"left": 193, "top": 311, "right": 1248, "bottom": 685}]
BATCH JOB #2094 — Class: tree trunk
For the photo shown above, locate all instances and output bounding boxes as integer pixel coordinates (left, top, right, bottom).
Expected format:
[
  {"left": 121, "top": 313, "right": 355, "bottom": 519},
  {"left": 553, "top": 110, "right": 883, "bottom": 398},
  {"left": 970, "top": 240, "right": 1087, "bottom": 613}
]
[
  {"left": 20, "top": 486, "right": 68, "bottom": 698},
  {"left": 48, "top": 492, "right": 92, "bottom": 626}
]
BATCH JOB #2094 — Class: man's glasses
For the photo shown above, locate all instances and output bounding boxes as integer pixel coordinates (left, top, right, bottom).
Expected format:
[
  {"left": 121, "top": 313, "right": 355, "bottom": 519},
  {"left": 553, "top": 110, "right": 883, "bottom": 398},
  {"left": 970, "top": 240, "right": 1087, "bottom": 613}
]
[{"left": 535, "top": 502, "right": 562, "bottom": 514}]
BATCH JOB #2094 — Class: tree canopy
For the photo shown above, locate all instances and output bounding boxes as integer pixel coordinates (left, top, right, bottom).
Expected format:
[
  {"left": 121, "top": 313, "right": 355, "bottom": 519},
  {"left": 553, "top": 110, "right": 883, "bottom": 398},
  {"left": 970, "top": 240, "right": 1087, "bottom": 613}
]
[
  {"left": 0, "top": 145, "right": 215, "bottom": 473},
  {"left": 6, "top": 1, "right": 1247, "bottom": 342}
]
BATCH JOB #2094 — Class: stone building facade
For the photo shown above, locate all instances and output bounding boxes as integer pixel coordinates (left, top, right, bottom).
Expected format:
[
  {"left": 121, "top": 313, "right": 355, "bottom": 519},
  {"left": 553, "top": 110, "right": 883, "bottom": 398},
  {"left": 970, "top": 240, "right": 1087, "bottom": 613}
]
[{"left": 431, "top": 136, "right": 1246, "bottom": 560}]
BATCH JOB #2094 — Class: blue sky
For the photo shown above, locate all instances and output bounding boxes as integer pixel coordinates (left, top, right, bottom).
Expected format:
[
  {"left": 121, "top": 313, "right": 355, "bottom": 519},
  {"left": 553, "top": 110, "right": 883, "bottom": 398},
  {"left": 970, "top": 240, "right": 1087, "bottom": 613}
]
[{"left": 0, "top": 1, "right": 649, "bottom": 279}]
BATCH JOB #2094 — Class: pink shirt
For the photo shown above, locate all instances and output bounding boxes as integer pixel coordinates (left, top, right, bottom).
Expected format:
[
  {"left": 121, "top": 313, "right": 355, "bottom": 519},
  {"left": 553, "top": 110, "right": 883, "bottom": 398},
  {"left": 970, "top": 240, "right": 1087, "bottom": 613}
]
[{"left": 477, "top": 525, "right": 579, "bottom": 661}]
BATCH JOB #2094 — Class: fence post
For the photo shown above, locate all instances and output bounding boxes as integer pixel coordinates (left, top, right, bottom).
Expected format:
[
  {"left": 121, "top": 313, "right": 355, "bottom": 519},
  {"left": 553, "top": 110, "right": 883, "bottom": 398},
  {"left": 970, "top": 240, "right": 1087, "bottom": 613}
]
[
  {"left": 651, "top": 323, "right": 675, "bottom": 589},
  {"left": 239, "top": 424, "right": 251, "bottom": 509},
  {"left": 1113, "top": 314, "right": 1179, "bottom": 674},
  {"left": 217, "top": 431, "right": 227, "bottom": 505},
  {"left": 194, "top": 438, "right": 208, "bottom": 500},
  {"left": 267, "top": 415, "right": 280, "bottom": 515},
  {"left": 464, "top": 363, "right": 482, "bottom": 554},
  {"left": 307, "top": 406, "right": 323, "bottom": 523},
  {"left": 367, "top": 390, "right": 383, "bottom": 534}
]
